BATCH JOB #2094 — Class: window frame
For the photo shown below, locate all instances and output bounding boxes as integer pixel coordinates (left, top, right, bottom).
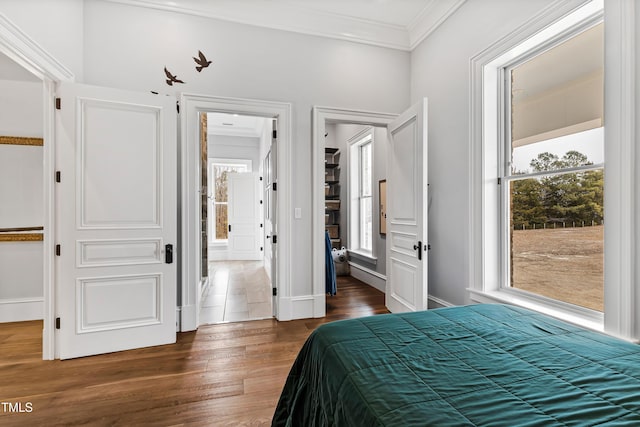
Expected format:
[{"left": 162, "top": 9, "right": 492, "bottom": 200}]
[
  {"left": 499, "top": 27, "right": 605, "bottom": 308},
  {"left": 348, "top": 128, "right": 375, "bottom": 259},
  {"left": 469, "top": 0, "right": 607, "bottom": 331}
]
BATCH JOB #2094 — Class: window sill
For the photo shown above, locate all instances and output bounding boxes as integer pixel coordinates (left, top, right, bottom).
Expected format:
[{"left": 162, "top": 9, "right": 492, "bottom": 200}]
[
  {"left": 468, "top": 288, "right": 604, "bottom": 333},
  {"left": 348, "top": 250, "right": 377, "bottom": 265}
]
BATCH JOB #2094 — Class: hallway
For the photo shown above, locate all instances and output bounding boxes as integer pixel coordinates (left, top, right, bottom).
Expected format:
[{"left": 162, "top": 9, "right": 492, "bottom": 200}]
[{"left": 200, "top": 260, "right": 272, "bottom": 324}]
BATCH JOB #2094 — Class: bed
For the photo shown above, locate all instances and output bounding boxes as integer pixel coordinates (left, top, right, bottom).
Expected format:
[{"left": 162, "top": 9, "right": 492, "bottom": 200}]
[{"left": 272, "top": 304, "right": 640, "bottom": 426}]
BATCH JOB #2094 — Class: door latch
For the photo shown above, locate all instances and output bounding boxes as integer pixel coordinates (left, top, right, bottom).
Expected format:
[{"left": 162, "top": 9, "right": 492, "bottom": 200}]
[{"left": 413, "top": 241, "right": 422, "bottom": 261}]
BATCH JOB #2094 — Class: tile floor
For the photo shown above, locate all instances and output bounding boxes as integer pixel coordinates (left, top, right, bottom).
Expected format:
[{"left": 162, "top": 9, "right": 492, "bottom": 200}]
[{"left": 199, "top": 260, "right": 273, "bottom": 324}]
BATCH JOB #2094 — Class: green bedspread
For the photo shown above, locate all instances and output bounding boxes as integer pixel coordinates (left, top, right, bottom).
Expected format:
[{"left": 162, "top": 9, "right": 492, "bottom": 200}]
[{"left": 272, "top": 304, "right": 640, "bottom": 426}]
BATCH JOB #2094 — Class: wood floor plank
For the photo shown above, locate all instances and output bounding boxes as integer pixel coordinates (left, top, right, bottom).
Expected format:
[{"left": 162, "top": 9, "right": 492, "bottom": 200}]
[{"left": 0, "top": 276, "right": 386, "bottom": 425}]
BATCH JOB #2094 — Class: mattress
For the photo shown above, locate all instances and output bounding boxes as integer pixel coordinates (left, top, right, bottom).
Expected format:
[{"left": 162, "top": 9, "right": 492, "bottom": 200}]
[{"left": 272, "top": 304, "right": 640, "bottom": 426}]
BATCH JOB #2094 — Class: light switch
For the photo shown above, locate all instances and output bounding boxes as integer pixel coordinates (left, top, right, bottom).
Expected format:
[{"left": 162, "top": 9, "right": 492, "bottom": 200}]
[{"left": 294, "top": 208, "right": 302, "bottom": 219}]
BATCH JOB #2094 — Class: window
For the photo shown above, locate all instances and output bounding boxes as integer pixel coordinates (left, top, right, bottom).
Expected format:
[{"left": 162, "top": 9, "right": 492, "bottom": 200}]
[
  {"left": 471, "top": 0, "right": 605, "bottom": 325},
  {"left": 209, "top": 159, "right": 250, "bottom": 243},
  {"left": 349, "top": 130, "right": 373, "bottom": 255},
  {"left": 502, "top": 22, "right": 604, "bottom": 312}
]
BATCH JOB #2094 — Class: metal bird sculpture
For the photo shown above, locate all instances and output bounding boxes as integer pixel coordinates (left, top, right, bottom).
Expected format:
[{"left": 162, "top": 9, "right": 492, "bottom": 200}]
[
  {"left": 164, "top": 67, "right": 185, "bottom": 86},
  {"left": 193, "top": 50, "right": 212, "bottom": 72}
]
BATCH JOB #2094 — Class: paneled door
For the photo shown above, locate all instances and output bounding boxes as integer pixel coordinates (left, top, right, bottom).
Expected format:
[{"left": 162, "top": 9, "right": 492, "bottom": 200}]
[
  {"left": 269, "top": 119, "right": 278, "bottom": 314},
  {"left": 263, "top": 150, "right": 273, "bottom": 279},
  {"left": 228, "top": 172, "right": 261, "bottom": 260},
  {"left": 385, "top": 99, "right": 428, "bottom": 313},
  {"left": 55, "top": 83, "right": 177, "bottom": 359}
]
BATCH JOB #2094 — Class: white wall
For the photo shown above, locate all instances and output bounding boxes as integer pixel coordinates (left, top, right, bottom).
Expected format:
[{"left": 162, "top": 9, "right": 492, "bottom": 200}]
[
  {"left": 0, "top": 0, "right": 83, "bottom": 80},
  {"left": 410, "top": 0, "right": 557, "bottom": 305},
  {"left": 208, "top": 135, "right": 260, "bottom": 170},
  {"left": 82, "top": 0, "right": 411, "bottom": 300},
  {"left": 0, "top": 79, "right": 44, "bottom": 319}
]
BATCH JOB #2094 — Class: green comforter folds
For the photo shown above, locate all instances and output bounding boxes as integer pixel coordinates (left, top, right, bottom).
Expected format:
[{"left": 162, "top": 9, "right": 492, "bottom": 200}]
[{"left": 272, "top": 304, "right": 640, "bottom": 426}]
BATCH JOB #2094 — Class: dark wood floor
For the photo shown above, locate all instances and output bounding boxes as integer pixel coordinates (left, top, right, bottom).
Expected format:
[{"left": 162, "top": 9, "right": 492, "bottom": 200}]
[{"left": 0, "top": 276, "right": 387, "bottom": 426}]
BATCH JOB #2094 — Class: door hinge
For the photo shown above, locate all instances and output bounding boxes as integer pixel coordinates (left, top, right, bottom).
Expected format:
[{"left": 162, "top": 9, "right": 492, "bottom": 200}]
[
  {"left": 498, "top": 177, "right": 502, "bottom": 185},
  {"left": 55, "top": 244, "right": 61, "bottom": 256},
  {"left": 272, "top": 288, "right": 277, "bottom": 296},
  {"left": 55, "top": 317, "right": 61, "bottom": 329},
  {"left": 272, "top": 129, "right": 277, "bottom": 139},
  {"left": 273, "top": 182, "right": 277, "bottom": 191},
  {"left": 55, "top": 98, "right": 61, "bottom": 110},
  {"left": 176, "top": 101, "right": 180, "bottom": 114},
  {"left": 228, "top": 224, "right": 231, "bottom": 233},
  {"left": 272, "top": 235, "right": 277, "bottom": 244},
  {"left": 55, "top": 171, "right": 61, "bottom": 183}
]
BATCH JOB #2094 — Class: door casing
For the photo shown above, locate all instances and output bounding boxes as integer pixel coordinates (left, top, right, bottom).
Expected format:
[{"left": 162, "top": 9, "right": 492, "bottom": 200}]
[{"left": 180, "top": 94, "right": 292, "bottom": 328}]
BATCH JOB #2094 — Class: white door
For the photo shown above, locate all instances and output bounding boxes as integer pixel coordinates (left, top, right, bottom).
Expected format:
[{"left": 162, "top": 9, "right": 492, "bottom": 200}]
[
  {"left": 263, "top": 150, "right": 273, "bottom": 279},
  {"left": 385, "top": 99, "right": 428, "bottom": 313},
  {"left": 228, "top": 172, "right": 261, "bottom": 260},
  {"left": 269, "top": 119, "right": 278, "bottom": 314},
  {"left": 55, "top": 83, "right": 177, "bottom": 359}
]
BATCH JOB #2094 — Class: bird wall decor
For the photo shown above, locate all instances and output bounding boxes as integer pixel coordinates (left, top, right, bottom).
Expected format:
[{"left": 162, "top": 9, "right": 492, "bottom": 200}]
[
  {"left": 164, "top": 67, "right": 185, "bottom": 86},
  {"left": 163, "top": 50, "right": 212, "bottom": 87},
  {"left": 193, "top": 50, "right": 212, "bottom": 72}
]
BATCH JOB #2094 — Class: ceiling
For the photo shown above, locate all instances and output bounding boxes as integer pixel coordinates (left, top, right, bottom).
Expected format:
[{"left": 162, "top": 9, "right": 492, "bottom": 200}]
[
  {"left": 1, "top": 0, "right": 466, "bottom": 82},
  {"left": 512, "top": 23, "right": 603, "bottom": 101},
  {"left": 207, "top": 112, "right": 267, "bottom": 138},
  {"left": 107, "top": 0, "right": 467, "bottom": 51}
]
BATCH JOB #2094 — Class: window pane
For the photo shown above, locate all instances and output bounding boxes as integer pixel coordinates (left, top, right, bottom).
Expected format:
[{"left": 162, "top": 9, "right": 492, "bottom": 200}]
[
  {"left": 361, "top": 142, "right": 372, "bottom": 197},
  {"left": 509, "top": 170, "right": 603, "bottom": 311},
  {"left": 510, "top": 23, "right": 603, "bottom": 175},
  {"left": 360, "top": 197, "right": 372, "bottom": 251},
  {"left": 215, "top": 203, "right": 228, "bottom": 240}
]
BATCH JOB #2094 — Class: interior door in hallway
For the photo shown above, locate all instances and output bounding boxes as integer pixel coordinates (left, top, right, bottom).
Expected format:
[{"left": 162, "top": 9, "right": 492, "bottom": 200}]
[
  {"left": 385, "top": 99, "right": 428, "bottom": 313},
  {"left": 228, "top": 172, "right": 262, "bottom": 260},
  {"left": 55, "top": 83, "right": 177, "bottom": 359},
  {"left": 269, "top": 119, "right": 278, "bottom": 315}
]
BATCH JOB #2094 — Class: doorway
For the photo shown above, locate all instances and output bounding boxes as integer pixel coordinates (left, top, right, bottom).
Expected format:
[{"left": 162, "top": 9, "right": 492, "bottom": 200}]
[
  {"left": 0, "top": 62, "right": 44, "bottom": 325},
  {"left": 199, "top": 111, "right": 274, "bottom": 324},
  {"left": 312, "top": 108, "right": 397, "bottom": 317},
  {"left": 0, "top": 16, "right": 73, "bottom": 358},
  {"left": 179, "top": 94, "right": 291, "bottom": 328},
  {"left": 312, "top": 103, "right": 429, "bottom": 315}
]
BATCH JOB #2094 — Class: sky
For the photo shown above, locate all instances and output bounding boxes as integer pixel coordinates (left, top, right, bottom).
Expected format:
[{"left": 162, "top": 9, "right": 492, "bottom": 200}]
[{"left": 511, "top": 127, "right": 604, "bottom": 173}]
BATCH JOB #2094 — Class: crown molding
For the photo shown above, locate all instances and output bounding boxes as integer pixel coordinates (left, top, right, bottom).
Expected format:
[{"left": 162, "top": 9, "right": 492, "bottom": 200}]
[
  {"left": 0, "top": 13, "right": 74, "bottom": 82},
  {"left": 103, "top": 0, "right": 464, "bottom": 51},
  {"left": 408, "top": 0, "right": 467, "bottom": 50}
]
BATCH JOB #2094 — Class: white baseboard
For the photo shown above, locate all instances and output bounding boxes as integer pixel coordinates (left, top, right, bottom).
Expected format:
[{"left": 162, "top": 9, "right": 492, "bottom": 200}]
[
  {"left": 180, "top": 304, "right": 197, "bottom": 331},
  {"left": 347, "top": 262, "right": 386, "bottom": 293},
  {"left": 428, "top": 295, "right": 454, "bottom": 309},
  {"left": 0, "top": 298, "right": 43, "bottom": 322},
  {"left": 277, "top": 294, "right": 326, "bottom": 321}
]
